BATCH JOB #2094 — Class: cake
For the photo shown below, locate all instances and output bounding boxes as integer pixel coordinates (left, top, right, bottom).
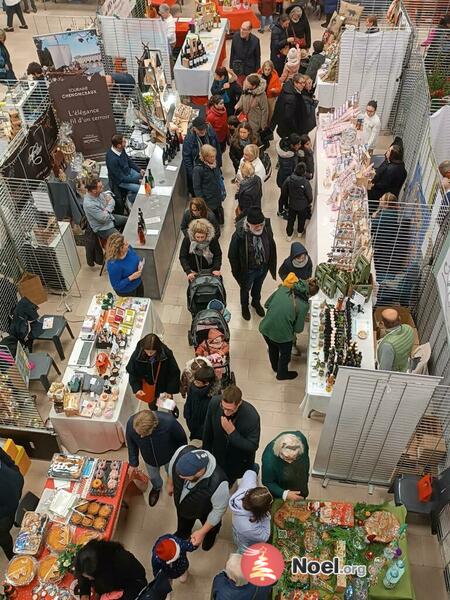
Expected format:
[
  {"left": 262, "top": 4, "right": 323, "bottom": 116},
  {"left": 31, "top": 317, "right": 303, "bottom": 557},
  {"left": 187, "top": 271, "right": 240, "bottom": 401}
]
[
  {"left": 38, "top": 555, "right": 61, "bottom": 583},
  {"left": 47, "top": 524, "right": 71, "bottom": 553},
  {"left": 6, "top": 556, "right": 36, "bottom": 586}
]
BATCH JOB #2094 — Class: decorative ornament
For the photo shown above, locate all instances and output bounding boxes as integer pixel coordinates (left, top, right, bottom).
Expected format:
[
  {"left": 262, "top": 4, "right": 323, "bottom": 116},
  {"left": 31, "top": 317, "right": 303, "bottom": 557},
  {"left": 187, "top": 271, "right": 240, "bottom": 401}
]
[{"left": 365, "top": 551, "right": 374, "bottom": 560}]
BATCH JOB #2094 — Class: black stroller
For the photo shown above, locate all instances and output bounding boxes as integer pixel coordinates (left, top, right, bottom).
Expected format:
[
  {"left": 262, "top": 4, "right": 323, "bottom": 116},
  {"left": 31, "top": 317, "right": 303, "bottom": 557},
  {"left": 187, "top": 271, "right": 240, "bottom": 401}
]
[
  {"left": 189, "top": 308, "right": 235, "bottom": 387},
  {"left": 187, "top": 272, "right": 227, "bottom": 316}
]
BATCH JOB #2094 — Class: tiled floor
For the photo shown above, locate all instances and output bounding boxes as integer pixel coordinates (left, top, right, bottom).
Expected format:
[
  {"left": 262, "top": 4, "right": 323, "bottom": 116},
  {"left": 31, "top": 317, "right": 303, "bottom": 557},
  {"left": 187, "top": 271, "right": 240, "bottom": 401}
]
[{"left": 1, "top": 3, "right": 447, "bottom": 599}]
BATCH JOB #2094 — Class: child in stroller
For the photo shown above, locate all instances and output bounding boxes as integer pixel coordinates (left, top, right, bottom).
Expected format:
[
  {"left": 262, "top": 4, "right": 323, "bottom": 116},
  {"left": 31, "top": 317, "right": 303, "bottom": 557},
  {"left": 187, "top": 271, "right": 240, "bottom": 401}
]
[{"left": 195, "top": 328, "right": 229, "bottom": 380}]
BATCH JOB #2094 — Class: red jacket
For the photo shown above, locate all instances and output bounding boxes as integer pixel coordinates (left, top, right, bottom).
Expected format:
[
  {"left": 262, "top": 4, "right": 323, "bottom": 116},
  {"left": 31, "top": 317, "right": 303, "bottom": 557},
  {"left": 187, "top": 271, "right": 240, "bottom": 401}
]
[
  {"left": 257, "top": 70, "right": 282, "bottom": 99},
  {"left": 206, "top": 105, "right": 228, "bottom": 143}
]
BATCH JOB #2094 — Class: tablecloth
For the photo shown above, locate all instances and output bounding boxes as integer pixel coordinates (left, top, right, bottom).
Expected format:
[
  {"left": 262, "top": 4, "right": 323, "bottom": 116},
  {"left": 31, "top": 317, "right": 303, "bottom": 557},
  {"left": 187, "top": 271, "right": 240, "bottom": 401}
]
[{"left": 214, "top": 0, "right": 259, "bottom": 30}]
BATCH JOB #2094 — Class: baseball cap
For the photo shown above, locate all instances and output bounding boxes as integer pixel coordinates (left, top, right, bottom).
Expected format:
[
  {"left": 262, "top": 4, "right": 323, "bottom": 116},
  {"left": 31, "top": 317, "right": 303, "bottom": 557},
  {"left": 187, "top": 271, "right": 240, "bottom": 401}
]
[{"left": 176, "top": 449, "right": 209, "bottom": 476}]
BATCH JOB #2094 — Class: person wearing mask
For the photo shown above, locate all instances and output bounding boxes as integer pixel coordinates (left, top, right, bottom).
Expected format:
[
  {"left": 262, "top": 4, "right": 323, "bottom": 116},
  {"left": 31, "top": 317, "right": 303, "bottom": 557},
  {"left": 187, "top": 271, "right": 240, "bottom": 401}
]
[
  {"left": 126, "top": 333, "right": 180, "bottom": 409},
  {"left": 206, "top": 95, "right": 229, "bottom": 152},
  {"left": 278, "top": 242, "right": 313, "bottom": 281},
  {"left": 105, "top": 135, "right": 144, "bottom": 205},
  {"left": 184, "top": 366, "right": 219, "bottom": 441},
  {"left": 272, "top": 73, "right": 308, "bottom": 138},
  {"left": 235, "top": 74, "right": 269, "bottom": 138},
  {"left": 159, "top": 3, "right": 176, "bottom": 47},
  {"left": 228, "top": 206, "right": 277, "bottom": 321},
  {"left": 4, "top": 0, "right": 27, "bottom": 31},
  {"left": 193, "top": 145, "right": 226, "bottom": 224},
  {"left": 229, "top": 469, "right": 272, "bottom": 552},
  {"left": 203, "top": 385, "right": 261, "bottom": 486},
  {"left": 183, "top": 116, "right": 222, "bottom": 194},
  {"left": 365, "top": 14, "right": 380, "bottom": 33},
  {"left": 211, "top": 554, "right": 273, "bottom": 599},
  {"left": 258, "top": 60, "right": 281, "bottom": 122},
  {"left": 377, "top": 308, "right": 415, "bottom": 372},
  {"left": 368, "top": 144, "right": 407, "bottom": 214},
  {"left": 105, "top": 233, "right": 144, "bottom": 297},
  {"left": 302, "top": 75, "right": 317, "bottom": 133},
  {"left": 280, "top": 47, "right": 301, "bottom": 83},
  {"left": 126, "top": 409, "right": 187, "bottom": 506},
  {"left": 83, "top": 178, "right": 127, "bottom": 240},
  {"left": 229, "top": 122, "right": 258, "bottom": 176},
  {"left": 258, "top": 0, "right": 276, "bottom": 32},
  {"left": 305, "top": 40, "right": 326, "bottom": 82},
  {"left": 276, "top": 133, "right": 301, "bottom": 190},
  {"left": 74, "top": 541, "right": 147, "bottom": 600},
  {"left": 235, "top": 161, "right": 262, "bottom": 218},
  {"left": 179, "top": 218, "right": 222, "bottom": 281},
  {"left": 286, "top": 4, "right": 311, "bottom": 49},
  {"left": 237, "top": 143, "right": 266, "bottom": 185},
  {"left": 167, "top": 447, "right": 229, "bottom": 551},
  {"left": 230, "top": 21, "right": 261, "bottom": 86},
  {"left": 270, "top": 14, "right": 292, "bottom": 76},
  {"left": 0, "top": 447, "right": 24, "bottom": 559},
  {"left": 262, "top": 431, "right": 310, "bottom": 500},
  {"left": 321, "top": 0, "right": 338, "bottom": 28},
  {"left": 0, "top": 30, "right": 16, "bottom": 80},
  {"left": 361, "top": 100, "right": 381, "bottom": 155},
  {"left": 259, "top": 276, "right": 319, "bottom": 379},
  {"left": 298, "top": 134, "right": 314, "bottom": 179},
  {"left": 180, "top": 197, "right": 220, "bottom": 239},
  {"left": 280, "top": 162, "right": 313, "bottom": 240},
  {"left": 211, "top": 66, "right": 242, "bottom": 117}
]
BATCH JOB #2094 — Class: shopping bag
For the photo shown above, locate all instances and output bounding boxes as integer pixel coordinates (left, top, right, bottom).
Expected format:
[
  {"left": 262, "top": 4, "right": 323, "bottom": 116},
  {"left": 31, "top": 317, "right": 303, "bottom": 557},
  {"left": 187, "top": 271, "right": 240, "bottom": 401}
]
[
  {"left": 18, "top": 272, "right": 48, "bottom": 305},
  {"left": 132, "top": 469, "right": 150, "bottom": 493},
  {"left": 417, "top": 474, "right": 433, "bottom": 502}
]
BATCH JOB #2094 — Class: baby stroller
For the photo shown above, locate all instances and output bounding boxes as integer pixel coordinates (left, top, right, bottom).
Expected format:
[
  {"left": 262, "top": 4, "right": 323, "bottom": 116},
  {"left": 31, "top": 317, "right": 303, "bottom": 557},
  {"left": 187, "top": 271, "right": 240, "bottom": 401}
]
[
  {"left": 189, "top": 309, "right": 235, "bottom": 387},
  {"left": 187, "top": 272, "right": 227, "bottom": 317}
]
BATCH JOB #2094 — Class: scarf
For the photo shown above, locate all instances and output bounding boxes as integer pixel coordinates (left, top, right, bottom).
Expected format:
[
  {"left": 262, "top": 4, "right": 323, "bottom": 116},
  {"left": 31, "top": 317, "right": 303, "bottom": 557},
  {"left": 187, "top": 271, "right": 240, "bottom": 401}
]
[
  {"left": 239, "top": 138, "right": 251, "bottom": 148},
  {"left": 189, "top": 240, "right": 213, "bottom": 265},
  {"left": 244, "top": 219, "right": 266, "bottom": 265},
  {"left": 293, "top": 256, "right": 308, "bottom": 268},
  {"left": 203, "top": 158, "right": 217, "bottom": 169}
]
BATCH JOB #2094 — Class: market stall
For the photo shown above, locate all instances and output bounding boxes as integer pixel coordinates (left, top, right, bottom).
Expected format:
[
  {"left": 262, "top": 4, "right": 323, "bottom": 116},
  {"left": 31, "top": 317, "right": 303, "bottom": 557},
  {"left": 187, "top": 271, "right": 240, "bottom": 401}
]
[
  {"left": 49, "top": 294, "right": 164, "bottom": 453},
  {"left": 4, "top": 453, "right": 130, "bottom": 600},
  {"left": 271, "top": 499, "right": 414, "bottom": 599},
  {"left": 213, "top": 0, "right": 259, "bottom": 31}
]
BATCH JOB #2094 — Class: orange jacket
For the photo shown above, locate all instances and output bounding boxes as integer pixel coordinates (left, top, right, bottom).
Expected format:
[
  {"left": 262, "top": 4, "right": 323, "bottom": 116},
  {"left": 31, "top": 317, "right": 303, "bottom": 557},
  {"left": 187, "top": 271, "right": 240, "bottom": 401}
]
[{"left": 257, "top": 70, "right": 282, "bottom": 99}]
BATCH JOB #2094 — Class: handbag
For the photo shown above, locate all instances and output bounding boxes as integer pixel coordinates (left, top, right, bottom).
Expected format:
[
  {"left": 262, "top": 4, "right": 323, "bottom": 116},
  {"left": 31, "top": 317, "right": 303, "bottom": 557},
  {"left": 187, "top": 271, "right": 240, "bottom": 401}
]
[
  {"left": 417, "top": 474, "right": 433, "bottom": 502},
  {"left": 237, "top": 95, "right": 257, "bottom": 123},
  {"left": 131, "top": 469, "right": 149, "bottom": 493},
  {"left": 140, "top": 362, "right": 161, "bottom": 404},
  {"left": 290, "top": 24, "right": 306, "bottom": 48}
]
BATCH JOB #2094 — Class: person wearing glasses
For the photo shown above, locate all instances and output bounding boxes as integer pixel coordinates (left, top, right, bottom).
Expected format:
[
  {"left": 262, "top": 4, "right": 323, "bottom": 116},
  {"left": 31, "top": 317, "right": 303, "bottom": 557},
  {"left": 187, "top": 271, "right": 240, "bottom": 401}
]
[
  {"left": 202, "top": 385, "right": 261, "bottom": 486},
  {"left": 230, "top": 21, "right": 261, "bottom": 87},
  {"left": 360, "top": 100, "right": 381, "bottom": 156}
]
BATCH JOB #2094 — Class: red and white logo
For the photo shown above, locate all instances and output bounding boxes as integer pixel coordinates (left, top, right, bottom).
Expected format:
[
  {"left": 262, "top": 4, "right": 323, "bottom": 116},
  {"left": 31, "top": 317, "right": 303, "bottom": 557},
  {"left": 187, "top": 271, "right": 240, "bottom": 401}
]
[{"left": 241, "top": 543, "right": 285, "bottom": 587}]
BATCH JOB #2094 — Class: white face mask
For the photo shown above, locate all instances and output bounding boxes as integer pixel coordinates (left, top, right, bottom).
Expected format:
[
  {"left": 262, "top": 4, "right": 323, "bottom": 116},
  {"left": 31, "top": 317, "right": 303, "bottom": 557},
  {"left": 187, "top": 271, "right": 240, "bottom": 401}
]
[{"left": 293, "top": 256, "right": 308, "bottom": 268}]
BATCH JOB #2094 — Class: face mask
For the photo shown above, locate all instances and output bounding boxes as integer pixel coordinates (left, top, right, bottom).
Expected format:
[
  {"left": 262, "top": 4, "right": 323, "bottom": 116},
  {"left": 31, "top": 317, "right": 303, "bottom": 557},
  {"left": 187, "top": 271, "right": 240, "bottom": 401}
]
[{"left": 293, "top": 256, "right": 308, "bottom": 268}]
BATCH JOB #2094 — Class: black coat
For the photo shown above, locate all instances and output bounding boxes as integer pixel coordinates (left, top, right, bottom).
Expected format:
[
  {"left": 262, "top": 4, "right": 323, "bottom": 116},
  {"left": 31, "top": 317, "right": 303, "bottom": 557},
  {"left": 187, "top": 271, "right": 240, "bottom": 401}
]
[
  {"left": 193, "top": 162, "right": 224, "bottom": 211},
  {"left": 202, "top": 396, "right": 261, "bottom": 482},
  {"left": 368, "top": 159, "right": 407, "bottom": 207},
  {"left": 270, "top": 21, "right": 289, "bottom": 76},
  {"left": 230, "top": 32, "right": 261, "bottom": 76},
  {"left": 302, "top": 90, "right": 317, "bottom": 133},
  {"left": 272, "top": 80, "right": 308, "bottom": 138},
  {"left": 182, "top": 126, "right": 222, "bottom": 179},
  {"left": 298, "top": 147, "right": 314, "bottom": 180},
  {"left": 183, "top": 382, "right": 215, "bottom": 440},
  {"left": 179, "top": 235, "right": 222, "bottom": 274},
  {"left": 276, "top": 138, "right": 299, "bottom": 188},
  {"left": 180, "top": 208, "right": 220, "bottom": 239},
  {"left": 280, "top": 172, "right": 313, "bottom": 211},
  {"left": 126, "top": 342, "right": 180, "bottom": 401},
  {"left": 75, "top": 541, "right": 147, "bottom": 600},
  {"left": 237, "top": 175, "right": 262, "bottom": 214},
  {"left": 286, "top": 7, "right": 311, "bottom": 48},
  {"left": 0, "top": 448, "right": 23, "bottom": 519}
]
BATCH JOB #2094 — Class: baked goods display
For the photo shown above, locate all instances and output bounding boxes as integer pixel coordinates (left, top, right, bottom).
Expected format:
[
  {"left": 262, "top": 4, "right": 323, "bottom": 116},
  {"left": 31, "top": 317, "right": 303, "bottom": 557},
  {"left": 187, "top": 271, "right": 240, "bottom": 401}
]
[
  {"left": 89, "top": 459, "right": 122, "bottom": 496},
  {"left": 273, "top": 502, "right": 311, "bottom": 529},
  {"left": 48, "top": 454, "right": 85, "bottom": 480},
  {"left": 76, "top": 529, "right": 103, "bottom": 546},
  {"left": 46, "top": 523, "right": 72, "bottom": 553},
  {"left": 364, "top": 510, "right": 400, "bottom": 543},
  {"left": 14, "top": 512, "right": 48, "bottom": 556},
  {"left": 71, "top": 499, "right": 113, "bottom": 531},
  {"left": 6, "top": 555, "right": 37, "bottom": 586},
  {"left": 38, "top": 555, "right": 62, "bottom": 583}
]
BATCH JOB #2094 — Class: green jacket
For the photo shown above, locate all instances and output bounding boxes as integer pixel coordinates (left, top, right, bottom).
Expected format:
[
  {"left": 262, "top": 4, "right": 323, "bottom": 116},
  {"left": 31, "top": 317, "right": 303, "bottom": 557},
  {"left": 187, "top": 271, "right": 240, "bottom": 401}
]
[
  {"left": 261, "top": 430, "right": 310, "bottom": 499},
  {"left": 259, "top": 280, "right": 310, "bottom": 343}
]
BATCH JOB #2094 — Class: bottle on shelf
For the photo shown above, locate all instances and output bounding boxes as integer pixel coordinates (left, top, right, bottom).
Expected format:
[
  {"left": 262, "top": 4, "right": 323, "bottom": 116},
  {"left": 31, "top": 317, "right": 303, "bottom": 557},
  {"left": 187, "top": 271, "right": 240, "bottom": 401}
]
[
  {"left": 137, "top": 208, "right": 146, "bottom": 245},
  {"left": 144, "top": 174, "right": 151, "bottom": 195}
]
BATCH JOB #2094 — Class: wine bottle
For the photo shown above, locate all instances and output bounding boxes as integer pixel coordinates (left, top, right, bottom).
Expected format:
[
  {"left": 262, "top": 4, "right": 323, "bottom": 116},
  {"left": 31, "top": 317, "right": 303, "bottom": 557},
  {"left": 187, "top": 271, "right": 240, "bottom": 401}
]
[
  {"left": 162, "top": 146, "right": 167, "bottom": 165},
  {"left": 148, "top": 169, "right": 155, "bottom": 188},
  {"left": 144, "top": 174, "right": 151, "bottom": 195},
  {"left": 137, "top": 208, "right": 146, "bottom": 245}
]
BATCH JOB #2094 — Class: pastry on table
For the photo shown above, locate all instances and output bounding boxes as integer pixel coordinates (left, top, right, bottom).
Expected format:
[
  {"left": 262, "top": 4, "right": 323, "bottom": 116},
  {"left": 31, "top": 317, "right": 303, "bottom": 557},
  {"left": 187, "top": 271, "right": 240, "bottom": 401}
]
[
  {"left": 82, "top": 515, "right": 94, "bottom": 528},
  {"left": 98, "top": 504, "right": 112, "bottom": 518},
  {"left": 87, "top": 502, "right": 100, "bottom": 516},
  {"left": 76, "top": 501, "right": 90, "bottom": 514},
  {"left": 70, "top": 513, "right": 82, "bottom": 525},
  {"left": 38, "top": 555, "right": 61, "bottom": 583},
  {"left": 6, "top": 556, "right": 36, "bottom": 586},
  {"left": 77, "top": 530, "right": 102, "bottom": 546},
  {"left": 91, "top": 478, "right": 103, "bottom": 490},
  {"left": 93, "top": 517, "right": 107, "bottom": 531},
  {"left": 47, "top": 523, "right": 72, "bottom": 553}
]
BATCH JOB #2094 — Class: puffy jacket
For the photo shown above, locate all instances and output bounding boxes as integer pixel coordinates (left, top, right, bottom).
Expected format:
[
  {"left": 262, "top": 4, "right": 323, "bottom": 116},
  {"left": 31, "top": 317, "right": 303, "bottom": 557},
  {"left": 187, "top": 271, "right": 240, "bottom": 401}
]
[
  {"left": 272, "top": 80, "right": 308, "bottom": 137},
  {"left": 126, "top": 342, "right": 180, "bottom": 401},
  {"left": 193, "top": 161, "right": 225, "bottom": 210},
  {"left": 259, "top": 279, "right": 311, "bottom": 342},
  {"left": 182, "top": 125, "right": 222, "bottom": 178},
  {"left": 257, "top": 69, "right": 282, "bottom": 98},
  {"left": 180, "top": 207, "right": 220, "bottom": 239},
  {"left": 270, "top": 21, "right": 289, "bottom": 76},
  {"left": 280, "top": 172, "right": 313, "bottom": 211},
  {"left": 179, "top": 219, "right": 222, "bottom": 274},
  {"left": 236, "top": 175, "right": 262, "bottom": 214},
  {"left": 207, "top": 105, "right": 229, "bottom": 143},
  {"left": 235, "top": 79, "right": 269, "bottom": 134},
  {"left": 276, "top": 137, "right": 299, "bottom": 188},
  {"left": 368, "top": 159, "right": 408, "bottom": 205},
  {"left": 278, "top": 241, "right": 313, "bottom": 281}
]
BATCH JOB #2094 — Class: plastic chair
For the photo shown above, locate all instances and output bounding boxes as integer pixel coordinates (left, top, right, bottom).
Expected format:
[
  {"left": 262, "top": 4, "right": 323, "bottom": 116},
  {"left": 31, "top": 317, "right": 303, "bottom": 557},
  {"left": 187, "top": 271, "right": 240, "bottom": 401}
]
[
  {"left": 392, "top": 466, "right": 450, "bottom": 534},
  {"left": 28, "top": 352, "right": 61, "bottom": 392},
  {"left": 34, "top": 315, "right": 74, "bottom": 361},
  {"left": 14, "top": 491, "right": 40, "bottom": 527}
]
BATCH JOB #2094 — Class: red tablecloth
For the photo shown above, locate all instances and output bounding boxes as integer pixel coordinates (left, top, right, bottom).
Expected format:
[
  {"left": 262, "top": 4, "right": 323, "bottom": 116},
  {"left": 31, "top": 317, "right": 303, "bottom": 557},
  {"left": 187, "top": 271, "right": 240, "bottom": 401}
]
[
  {"left": 214, "top": 0, "right": 259, "bottom": 30},
  {"left": 13, "top": 463, "right": 129, "bottom": 600},
  {"left": 175, "top": 21, "right": 190, "bottom": 48}
]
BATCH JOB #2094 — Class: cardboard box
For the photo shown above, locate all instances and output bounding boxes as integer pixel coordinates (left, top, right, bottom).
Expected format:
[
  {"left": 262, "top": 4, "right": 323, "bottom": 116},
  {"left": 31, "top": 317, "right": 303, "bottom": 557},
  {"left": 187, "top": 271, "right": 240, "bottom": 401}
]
[
  {"left": 3, "top": 438, "right": 18, "bottom": 460},
  {"left": 15, "top": 445, "right": 31, "bottom": 476},
  {"left": 373, "top": 305, "right": 420, "bottom": 352},
  {"left": 18, "top": 272, "right": 48, "bottom": 306}
]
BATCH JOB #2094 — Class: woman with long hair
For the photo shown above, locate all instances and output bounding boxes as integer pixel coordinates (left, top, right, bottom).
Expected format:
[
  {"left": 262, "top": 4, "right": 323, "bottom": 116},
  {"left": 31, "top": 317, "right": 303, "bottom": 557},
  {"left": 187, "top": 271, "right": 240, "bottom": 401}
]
[
  {"left": 206, "top": 94, "right": 229, "bottom": 152},
  {"left": 193, "top": 144, "right": 226, "bottom": 223},
  {"left": 105, "top": 233, "right": 144, "bottom": 297},
  {"left": 229, "top": 122, "right": 258, "bottom": 176},
  {"left": 179, "top": 218, "right": 222, "bottom": 281},
  {"left": 258, "top": 60, "right": 282, "bottom": 122},
  {"left": 180, "top": 197, "right": 220, "bottom": 239}
]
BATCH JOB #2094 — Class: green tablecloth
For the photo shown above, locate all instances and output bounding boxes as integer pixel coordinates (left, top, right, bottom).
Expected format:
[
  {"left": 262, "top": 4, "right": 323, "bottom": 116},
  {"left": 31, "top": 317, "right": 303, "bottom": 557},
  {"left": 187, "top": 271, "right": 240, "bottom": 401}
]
[{"left": 271, "top": 500, "right": 415, "bottom": 600}]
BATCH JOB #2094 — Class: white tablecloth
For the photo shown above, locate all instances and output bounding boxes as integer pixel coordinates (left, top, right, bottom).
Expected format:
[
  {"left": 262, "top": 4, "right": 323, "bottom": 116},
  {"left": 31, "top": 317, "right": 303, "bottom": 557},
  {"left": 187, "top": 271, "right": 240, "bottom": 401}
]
[
  {"left": 50, "top": 296, "right": 164, "bottom": 453},
  {"left": 173, "top": 20, "right": 227, "bottom": 96}
]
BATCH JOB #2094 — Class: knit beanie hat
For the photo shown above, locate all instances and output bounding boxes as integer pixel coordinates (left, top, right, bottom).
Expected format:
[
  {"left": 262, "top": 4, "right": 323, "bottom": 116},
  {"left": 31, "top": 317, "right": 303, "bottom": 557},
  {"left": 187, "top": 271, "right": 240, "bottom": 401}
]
[
  {"left": 246, "top": 206, "right": 265, "bottom": 225},
  {"left": 287, "top": 48, "right": 300, "bottom": 66},
  {"left": 155, "top": 538, "right": 180, "bottom": 562}
]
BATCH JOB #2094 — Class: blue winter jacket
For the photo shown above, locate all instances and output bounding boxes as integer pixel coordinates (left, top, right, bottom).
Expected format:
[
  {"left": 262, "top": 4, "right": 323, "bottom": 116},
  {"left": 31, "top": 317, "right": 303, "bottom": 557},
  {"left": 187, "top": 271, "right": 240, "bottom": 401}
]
[
  {"left": 182, "top": 125, "right": 222, "bottom": 178},
  {"left": 106, "top": 148, "right": 140, "bottom": 186}
]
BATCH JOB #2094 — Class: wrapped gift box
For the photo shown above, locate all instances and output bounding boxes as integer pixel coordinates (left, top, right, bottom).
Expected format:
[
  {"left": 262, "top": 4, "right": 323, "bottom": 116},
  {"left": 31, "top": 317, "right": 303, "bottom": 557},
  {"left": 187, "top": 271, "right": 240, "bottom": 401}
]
[{"left": 320, "top": 502, "right": 354, "bottom": 527}]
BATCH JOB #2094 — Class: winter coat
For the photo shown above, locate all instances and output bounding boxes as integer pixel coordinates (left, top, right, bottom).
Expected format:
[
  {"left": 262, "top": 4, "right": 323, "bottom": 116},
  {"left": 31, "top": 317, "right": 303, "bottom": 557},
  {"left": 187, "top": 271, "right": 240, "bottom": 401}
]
[
  {"left": 179, "top": 219, "right": 222, "bottom": 274},
  {"left": 230, "top": 33, "right": 261, "bottom": 77},
  {"left": 126, "top": 341, "right": 180, "bottom": 401},
  {"left": 278, "top": 242, "right": 313, "bottom": 281},
  {"left": 0, "top": 447, "right": 23, "bottom": 519},
  {"left": 211, "top": 75, "right": 243, "bottom": 116},
  {"left": 192, "top": 161, "right": 225, "bottom": 211},
  {"left": 75, "top": 541, "right": 147, "bottom": 600},
  {"left": 302, "top": 90, "right": 317, "bottom": 133},
  {"left": 184, "top": 380, "right": 216, "bottom": 440},
  {"left": 203, "top": 396, "right": 261, "bottom": 482},
  {"left": 272, "top": 80, "right": 308, "bottom": 138},
  {"left": 280, "top": 57, "right": 300, "bottom": 83},
  {"left": 229, "top": 138, "right": 253, "bottom": 173},
  {"left": 107, "top": 247, "right": 142, "bottom": 295},
  {"left": 151, "top": 534, "right": 196, "bottom": 580},
  {"left": 286, "top": 6, "right": 311, "bottom": 48},
  {"left": 182, "top": 125, "right": 222, "bottom": 179},
  {"left": 8, "top": 297, "right": 41, "bottom": 347},
  {"left": 229, "top": 469, "right": 271, "bottom": 550},
  {"left": 258, "top": 0, "right": 275, "bottom": 17},
  {"left": 228, "top": 218, "right": 277, "bottom": 286},
  {"left": 368, "top": 159, "right": 407, "bottom": 204},
  {"left": 211, "top": 572, "right": 272, "bottom": 600},
  {"left": 305, "top": 51, "right": 326, "bottom": 82},
  {"left": 235, "top": 79, "right": 269, "bottom": 134},
  {"left": 207, "top": 105, "right": 229, "bottom": 144},
  {"left": 270, "top": 21, "right": 289, "bottom": 76},
  {"left": 180, "top": 207, "right": 220, "bottom": 239},
  {"left": 262, "top": 430, "right": 310, "bottom": 499},
  {"left": 276, "top": 138, "right": 299, "bottom": 188},
  {"left": 259, "top": 279, "right": 311, "bottom": 343},
  {"left": 280, "top": 172, "right": 313, "bottom": 212},
  {"left": 126, "top": 410, "right": 187, "bottom": 468},
  {"left": 298, "top": 146, "right": 314, "bottom": 180},
  {"left": 0, "top": 42, "right": 16, "bottom": 80},
  {"left": 257, "top": 69, "right": 282, "bottom": 98},
  {"left": 236, "top": 175, "right": 263, "bottom": 214}
]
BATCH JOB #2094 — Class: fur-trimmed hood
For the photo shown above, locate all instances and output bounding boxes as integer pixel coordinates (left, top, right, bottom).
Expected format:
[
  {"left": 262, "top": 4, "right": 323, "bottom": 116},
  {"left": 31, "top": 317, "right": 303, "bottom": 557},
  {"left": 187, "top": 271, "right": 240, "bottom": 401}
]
[
  {"left": 187, "top": 218, "right": 216, "bottom": 244},
  {"left": 246, "top": 77, "right": 267, "bottom": 97}
]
